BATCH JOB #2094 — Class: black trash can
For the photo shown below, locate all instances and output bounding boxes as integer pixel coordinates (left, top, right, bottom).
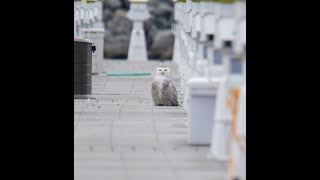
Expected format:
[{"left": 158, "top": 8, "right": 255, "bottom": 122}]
[{"left": 74, "top": 37, "right": 92, "bottom": 99}]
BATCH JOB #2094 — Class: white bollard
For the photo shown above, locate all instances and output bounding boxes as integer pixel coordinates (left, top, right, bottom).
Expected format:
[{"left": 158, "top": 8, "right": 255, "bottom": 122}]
[
  {"left": 187, "top": 77, "right": 218, "bottom": 145},
  {"left": 232, "top": 79, "right": 246, "bottom": 180},
  {"left": 214, "top": 2, "right": 235, "bottom": 50},
  {"left": 199, "top": 0, "right": 217, "bottom": 42},
  {"left": 230, "top": 1, "right": 246, "bottom": 179},
  {"left": 207, "top": 55, "right": 231, "bottom": 161},
  {"left": 191, "top": 1, "right": 200, "bottom": 39},
  {"left": 208, "top": 1, "right": 237, "bottom": 161},
  {"left": 184, "top": 0, "right": 192, "bottom": 33},
  {"left": 127, "top": 0, "right": 150, "bottom": 61},
  {"left": 226, "top": 57, "right": 245, "bottom": 180},
  {"left": 234, "top": 1, "right": 246, "bottom": 56},
  {"left": 208, "top": 54, "right": 245, "bottom": 161}
]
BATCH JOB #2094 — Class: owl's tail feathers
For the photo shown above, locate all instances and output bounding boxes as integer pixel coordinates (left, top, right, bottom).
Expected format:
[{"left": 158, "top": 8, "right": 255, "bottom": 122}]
[{"left": 171, "top": 99, "right": 179, "bottom": 106}]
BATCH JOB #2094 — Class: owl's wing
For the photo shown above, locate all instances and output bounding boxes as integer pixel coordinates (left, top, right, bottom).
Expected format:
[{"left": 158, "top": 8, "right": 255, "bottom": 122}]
[
  {"left": 169, "top": 82, "right": 179, "bottom": 106},
  {"left": 151, "top": 81, "right": 159, "bottom": 103},
  {"left": 152, "top": 81, "right": 158, "bottom": 91}
]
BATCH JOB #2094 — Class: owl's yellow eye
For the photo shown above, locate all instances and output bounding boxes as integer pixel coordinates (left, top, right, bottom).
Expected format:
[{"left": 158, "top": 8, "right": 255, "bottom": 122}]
[
  {"left": 158, "top": 69, "right": 161, "bottom": 71},
  {"left": 165, "top": 69, "right": 167, "bottom": 71}
]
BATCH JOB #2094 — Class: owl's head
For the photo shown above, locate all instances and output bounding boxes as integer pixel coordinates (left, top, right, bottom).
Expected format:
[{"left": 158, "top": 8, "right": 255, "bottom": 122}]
[{"left": 155, "top": 66, "right": 171, "bottom": 77}]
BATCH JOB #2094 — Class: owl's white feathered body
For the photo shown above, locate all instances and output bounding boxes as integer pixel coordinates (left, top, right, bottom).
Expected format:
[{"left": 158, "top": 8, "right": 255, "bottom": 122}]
[{"left": 151, "top": 66, "right": 179, "bottom": 106}]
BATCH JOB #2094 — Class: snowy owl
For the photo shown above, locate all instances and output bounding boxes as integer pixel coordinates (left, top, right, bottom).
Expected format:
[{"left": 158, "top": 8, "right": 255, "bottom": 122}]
[{"left": 151, "top": 66, "right": 179, "bottom": 106}]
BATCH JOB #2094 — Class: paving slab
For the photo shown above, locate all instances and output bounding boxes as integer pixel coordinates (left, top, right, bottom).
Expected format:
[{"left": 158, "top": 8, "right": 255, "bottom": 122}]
[{"left": 74, "top": 60, "right": 228, "bottom": 180}]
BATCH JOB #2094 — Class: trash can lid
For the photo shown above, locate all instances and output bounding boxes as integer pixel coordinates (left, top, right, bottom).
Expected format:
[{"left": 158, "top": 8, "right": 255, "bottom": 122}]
[{"left": 74, "top": 37, "right": 92, "bottom": 43}]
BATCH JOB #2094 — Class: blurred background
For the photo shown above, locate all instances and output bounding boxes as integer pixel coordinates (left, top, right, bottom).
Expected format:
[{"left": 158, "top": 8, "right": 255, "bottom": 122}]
[{"left": 102, "top": 0, "right": 174, "bottom": 60}]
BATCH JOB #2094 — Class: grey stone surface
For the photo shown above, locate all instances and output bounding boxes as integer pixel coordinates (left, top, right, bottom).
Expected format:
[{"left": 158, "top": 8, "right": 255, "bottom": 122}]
[{"left": 74, "top": 60, "right": 228, "bottom": 180}]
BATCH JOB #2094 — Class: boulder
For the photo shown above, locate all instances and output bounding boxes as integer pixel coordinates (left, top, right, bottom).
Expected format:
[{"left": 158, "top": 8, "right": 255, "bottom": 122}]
[
  {"left": 150, "top": 30, "right": 174, "bottom": 59},
  {"left": 103, "top": 0, "right": 122, "bottom": 10},
  {"left": 104, "top": 35, "right": 130, "bottom": 59}
]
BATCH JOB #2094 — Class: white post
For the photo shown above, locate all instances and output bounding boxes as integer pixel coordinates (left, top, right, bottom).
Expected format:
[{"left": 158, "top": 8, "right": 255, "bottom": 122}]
[
  {"left": 184, "top": 0, "right": 192, "bottom": 33},
  {"left": 127, "top": 0, "right": 150, "bottom": 61},
  {"left": 231, "top": 1, "right": 246, "bottom": 179},
  {"left": 208, "top": 1, "right": 236, "bottom": 161}
]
